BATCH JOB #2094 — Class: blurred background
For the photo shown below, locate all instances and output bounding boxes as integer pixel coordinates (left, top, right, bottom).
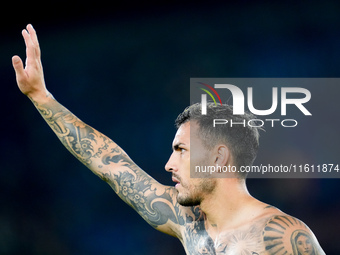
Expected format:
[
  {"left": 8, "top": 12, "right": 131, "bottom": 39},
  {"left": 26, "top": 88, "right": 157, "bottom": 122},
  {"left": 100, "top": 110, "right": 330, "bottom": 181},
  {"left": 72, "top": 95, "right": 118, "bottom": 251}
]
[{"left": 1, "top": 0, "right": 339, "bottom": 254}]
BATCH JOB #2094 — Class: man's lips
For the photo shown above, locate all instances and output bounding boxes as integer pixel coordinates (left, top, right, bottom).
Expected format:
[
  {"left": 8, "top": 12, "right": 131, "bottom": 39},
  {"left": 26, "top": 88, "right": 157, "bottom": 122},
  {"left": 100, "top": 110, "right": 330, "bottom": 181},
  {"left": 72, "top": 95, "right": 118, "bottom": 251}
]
[{"left": 172, "top": 176, "right": 181, "bottom": 187}]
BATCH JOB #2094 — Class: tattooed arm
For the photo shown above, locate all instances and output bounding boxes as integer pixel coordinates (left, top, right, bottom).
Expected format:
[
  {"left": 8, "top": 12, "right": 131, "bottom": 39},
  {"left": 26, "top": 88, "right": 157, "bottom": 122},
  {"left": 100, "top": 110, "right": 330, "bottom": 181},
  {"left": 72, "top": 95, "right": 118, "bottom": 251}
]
[{"left": 12, "top": 24, "right": 187, "bottom": 238}]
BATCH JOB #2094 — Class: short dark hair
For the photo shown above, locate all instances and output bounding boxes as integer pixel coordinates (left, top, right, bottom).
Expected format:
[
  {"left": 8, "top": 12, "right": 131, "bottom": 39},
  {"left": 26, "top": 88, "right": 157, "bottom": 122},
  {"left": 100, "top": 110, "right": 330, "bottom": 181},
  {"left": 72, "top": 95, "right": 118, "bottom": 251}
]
[{"left": 175, "top": 103, "right": 261, "bottom": 178}]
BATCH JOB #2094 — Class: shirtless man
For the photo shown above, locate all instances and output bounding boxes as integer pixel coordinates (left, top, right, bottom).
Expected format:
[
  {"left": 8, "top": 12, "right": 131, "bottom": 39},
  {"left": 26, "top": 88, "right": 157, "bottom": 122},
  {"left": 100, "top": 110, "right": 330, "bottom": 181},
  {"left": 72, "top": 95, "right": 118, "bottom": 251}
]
[{"left": 12, "top": 24, "right": 325, "bottom": 254}]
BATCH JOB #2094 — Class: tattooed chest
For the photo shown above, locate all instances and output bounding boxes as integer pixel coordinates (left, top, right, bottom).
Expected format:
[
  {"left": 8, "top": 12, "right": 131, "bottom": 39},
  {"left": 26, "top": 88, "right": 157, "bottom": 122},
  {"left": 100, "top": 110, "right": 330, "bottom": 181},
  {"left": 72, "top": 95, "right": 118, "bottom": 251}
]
[{"left": 182, "top": 222, "right": 264, "bottom": 255}]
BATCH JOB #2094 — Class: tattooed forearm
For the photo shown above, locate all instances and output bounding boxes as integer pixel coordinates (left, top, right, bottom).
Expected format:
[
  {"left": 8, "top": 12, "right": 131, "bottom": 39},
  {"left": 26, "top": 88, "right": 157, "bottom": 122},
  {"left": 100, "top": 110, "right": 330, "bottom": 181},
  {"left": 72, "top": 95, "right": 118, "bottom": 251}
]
[{"left": 33, "top": 97, "right": 112, "bottom": 169}]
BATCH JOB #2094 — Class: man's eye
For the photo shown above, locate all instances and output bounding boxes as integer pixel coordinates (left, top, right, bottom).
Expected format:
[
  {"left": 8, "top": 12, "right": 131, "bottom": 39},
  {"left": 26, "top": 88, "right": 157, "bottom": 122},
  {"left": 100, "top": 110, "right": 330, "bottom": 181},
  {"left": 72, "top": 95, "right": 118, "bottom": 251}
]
[{"left": 180, "top": 148, "right": 186, "bottom": 153}]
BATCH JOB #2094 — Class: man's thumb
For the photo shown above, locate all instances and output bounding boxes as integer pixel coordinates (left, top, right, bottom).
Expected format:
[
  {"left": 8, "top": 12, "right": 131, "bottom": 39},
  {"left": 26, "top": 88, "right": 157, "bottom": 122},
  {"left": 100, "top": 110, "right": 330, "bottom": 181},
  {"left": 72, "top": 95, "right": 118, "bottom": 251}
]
[{"left": 12, "top": 55, "right": 25, "bottom": 80}]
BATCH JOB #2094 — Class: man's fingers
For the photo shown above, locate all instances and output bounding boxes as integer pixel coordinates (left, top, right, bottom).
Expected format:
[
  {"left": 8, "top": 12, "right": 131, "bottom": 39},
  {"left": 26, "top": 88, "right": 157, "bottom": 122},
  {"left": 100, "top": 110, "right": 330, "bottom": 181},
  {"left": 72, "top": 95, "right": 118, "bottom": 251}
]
[
  {"left": 26, "top": 24, "right": 38, "bottom": 44},
  {"left": 22, "top": 29, "right": 35, "bottom": 62},
  {"left": 22, "top": 25, "right": 41, "bottom": 67},
  {"left": 26, "top": 24, "right": 41, "bottom": 58}
]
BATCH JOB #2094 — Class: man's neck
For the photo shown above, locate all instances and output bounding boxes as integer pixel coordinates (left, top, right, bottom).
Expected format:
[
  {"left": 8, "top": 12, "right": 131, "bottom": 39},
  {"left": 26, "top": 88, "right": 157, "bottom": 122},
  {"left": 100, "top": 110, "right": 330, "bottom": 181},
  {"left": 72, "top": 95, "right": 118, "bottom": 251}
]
[{"left": 199, "top": 178, "right": 260, "bottom": 235}]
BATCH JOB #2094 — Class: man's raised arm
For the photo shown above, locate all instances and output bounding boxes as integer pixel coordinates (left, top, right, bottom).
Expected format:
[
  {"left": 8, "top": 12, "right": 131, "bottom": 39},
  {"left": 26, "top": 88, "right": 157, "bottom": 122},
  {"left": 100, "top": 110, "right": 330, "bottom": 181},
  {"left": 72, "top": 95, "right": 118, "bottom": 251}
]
[{"left": 12, "top": 24, "right": 187, "bottom": 238}]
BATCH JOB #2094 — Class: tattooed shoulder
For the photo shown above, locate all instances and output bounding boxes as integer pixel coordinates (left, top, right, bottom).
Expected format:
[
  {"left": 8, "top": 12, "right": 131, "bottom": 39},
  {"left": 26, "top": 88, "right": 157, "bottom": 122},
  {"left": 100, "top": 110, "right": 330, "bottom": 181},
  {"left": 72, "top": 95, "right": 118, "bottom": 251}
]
[{"left": 263, "top": 214, "right": 325, "bottom": 255}]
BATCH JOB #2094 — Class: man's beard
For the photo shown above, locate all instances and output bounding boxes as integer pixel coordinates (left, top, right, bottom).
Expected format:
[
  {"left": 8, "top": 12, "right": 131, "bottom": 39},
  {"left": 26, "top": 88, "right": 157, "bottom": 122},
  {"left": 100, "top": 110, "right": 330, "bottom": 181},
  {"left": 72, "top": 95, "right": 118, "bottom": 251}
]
[{"left": 176, "top": 178, "right": 216, "bottom": 207}]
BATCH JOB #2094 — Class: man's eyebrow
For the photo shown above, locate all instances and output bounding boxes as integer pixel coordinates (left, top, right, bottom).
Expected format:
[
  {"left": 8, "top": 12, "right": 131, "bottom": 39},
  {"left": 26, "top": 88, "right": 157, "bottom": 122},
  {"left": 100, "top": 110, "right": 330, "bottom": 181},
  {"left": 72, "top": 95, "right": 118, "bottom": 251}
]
[{"left": 173, "top": 143, "right": 185, "bottom": 150}]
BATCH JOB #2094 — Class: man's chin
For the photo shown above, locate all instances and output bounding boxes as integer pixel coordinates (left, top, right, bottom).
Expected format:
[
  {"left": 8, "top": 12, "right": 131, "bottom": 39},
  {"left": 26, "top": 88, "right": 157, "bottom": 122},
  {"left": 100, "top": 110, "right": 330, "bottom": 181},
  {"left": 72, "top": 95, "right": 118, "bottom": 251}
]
[{"left": 177, "top": 194, "right": 201, "bottom": 207}]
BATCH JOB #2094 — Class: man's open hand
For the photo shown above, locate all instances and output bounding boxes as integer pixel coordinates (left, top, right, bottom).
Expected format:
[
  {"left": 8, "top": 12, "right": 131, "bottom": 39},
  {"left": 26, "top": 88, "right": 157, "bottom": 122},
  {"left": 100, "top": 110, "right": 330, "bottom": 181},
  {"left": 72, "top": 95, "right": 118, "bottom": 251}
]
[{"left": 12, "top": 24, "right": 49, "bottom": 101}]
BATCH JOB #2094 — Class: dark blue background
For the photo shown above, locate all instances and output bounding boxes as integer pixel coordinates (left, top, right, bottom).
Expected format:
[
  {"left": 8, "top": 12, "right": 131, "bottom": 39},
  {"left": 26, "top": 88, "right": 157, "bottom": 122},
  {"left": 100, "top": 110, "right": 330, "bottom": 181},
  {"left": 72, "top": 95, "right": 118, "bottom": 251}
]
[{"left": 1, "top": 1, "right": 339, "bottom": 254}]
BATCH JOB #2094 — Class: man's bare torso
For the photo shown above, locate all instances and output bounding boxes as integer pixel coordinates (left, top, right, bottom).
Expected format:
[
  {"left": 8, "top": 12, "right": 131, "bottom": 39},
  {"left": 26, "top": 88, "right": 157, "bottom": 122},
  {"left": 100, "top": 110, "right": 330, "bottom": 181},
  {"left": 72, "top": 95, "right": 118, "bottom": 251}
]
[{"left": 178, "top": 206, "right": 313, "bottom": 255}]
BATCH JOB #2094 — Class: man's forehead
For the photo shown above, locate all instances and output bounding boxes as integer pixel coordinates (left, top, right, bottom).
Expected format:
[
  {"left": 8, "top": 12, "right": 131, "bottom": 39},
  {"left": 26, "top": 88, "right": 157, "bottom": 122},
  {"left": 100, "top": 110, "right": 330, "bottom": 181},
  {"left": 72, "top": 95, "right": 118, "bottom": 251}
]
[
  {"left": 173, "top": 121, "right": 191, "bottom": 146},
  {"left": 172, "top": 121, "right": 201, "bottom": 146}
]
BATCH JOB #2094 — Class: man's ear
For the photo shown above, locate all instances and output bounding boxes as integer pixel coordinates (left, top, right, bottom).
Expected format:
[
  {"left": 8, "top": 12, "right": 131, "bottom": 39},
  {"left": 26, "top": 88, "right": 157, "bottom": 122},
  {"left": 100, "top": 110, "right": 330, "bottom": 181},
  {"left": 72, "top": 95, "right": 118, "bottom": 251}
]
[{"left": 214, "top": 144, "right": 230, "bottom": 167}]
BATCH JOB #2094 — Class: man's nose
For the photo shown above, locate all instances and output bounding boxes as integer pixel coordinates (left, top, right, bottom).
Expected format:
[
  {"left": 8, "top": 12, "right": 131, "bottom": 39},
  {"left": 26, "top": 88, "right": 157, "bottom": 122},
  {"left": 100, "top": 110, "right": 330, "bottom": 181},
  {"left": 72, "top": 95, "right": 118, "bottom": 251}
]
[{"left": 165, "top": 152, "right": 177, "bottom": 172}]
